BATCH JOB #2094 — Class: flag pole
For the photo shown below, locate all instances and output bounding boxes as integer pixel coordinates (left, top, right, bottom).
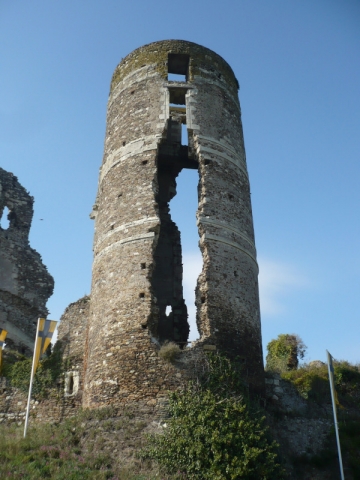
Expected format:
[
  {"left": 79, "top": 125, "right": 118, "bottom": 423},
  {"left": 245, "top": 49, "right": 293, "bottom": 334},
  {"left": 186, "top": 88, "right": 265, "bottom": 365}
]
[
  {"left": 326, "top": 350, "right": 345, "bottom": 480},
  {"left": 24, "top": 318, "right": 41, "bottom": 438}
]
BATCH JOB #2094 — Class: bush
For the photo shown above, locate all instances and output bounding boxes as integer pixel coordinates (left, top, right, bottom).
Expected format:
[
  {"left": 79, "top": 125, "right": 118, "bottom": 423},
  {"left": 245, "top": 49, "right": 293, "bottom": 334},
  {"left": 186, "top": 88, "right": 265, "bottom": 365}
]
[
  {"left": 4, "top": 341, "right": 64, "bottom": 398},
  {"left": 143, "top": 355, "right": 283, "bottom": 479},
  {"left": 158, "top": 341, "right": 181, "bottom": 363},
  {"left": 282, "top": 363, "right": 330, "bottom": 403},
  {"left": 266, "top": 334, "right": 306, "bottom": 373},
  {"left": 282, "top": 360, "right": 360, "bottom": 406}
]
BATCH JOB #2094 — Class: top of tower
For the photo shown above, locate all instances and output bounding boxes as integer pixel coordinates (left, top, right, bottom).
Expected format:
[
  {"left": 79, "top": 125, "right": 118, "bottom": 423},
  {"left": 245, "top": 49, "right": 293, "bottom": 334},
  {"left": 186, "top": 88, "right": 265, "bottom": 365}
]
[{"left": 110, "top": 39, "right": 239, "bottom": 95}]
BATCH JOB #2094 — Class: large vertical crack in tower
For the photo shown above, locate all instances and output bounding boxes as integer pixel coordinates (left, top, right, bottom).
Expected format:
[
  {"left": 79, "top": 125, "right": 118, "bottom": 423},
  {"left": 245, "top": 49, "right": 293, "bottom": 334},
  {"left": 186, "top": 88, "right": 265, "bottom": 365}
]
[{"left": 83, "top": 40, "right": 264, "bottom": 409}]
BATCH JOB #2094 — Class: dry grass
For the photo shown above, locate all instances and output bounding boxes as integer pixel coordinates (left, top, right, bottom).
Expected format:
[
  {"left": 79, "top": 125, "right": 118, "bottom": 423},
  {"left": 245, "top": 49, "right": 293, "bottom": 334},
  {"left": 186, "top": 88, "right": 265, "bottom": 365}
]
[{"left": 158, "top": 342, "right": 181, "bottom": 363}]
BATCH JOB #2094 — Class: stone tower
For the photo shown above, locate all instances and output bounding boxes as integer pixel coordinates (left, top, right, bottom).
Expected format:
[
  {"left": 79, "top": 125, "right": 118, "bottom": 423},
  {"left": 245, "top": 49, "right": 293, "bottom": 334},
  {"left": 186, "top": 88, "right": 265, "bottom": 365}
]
[{"left": 83, "top": 40, "right": 263, "bottom": 408}]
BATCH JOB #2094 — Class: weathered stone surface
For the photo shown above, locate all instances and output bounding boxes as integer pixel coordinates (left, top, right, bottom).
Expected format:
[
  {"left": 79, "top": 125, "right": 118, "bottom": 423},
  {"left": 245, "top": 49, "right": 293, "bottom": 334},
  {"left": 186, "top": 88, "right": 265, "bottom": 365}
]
[
  {"left": 57, "top": 296, "right": 89, "bottom": 362},
  {"left": 83, "top": 40, "right": 264, "bottom": 408},
  {"left": 0, "top": 169, "right": 54, "bottom": 354},
  {"left": 57, "top": 296, "right": 90, "bottom": 397}
]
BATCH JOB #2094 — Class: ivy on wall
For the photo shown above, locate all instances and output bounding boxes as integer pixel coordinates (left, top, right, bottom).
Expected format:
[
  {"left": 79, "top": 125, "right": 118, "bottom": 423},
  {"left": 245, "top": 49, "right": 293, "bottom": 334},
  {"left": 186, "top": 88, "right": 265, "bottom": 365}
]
[{"left": 3, "top": 342, "right": 64, "bottom": 399}]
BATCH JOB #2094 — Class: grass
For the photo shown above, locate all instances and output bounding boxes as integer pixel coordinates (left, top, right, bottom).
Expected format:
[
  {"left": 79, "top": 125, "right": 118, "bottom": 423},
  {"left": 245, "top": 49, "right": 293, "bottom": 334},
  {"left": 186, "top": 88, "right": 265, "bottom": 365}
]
[
  {"left": 0, "top": 408, "right": 179, "bottom": 480},
  {"left": 0, "top": 421, "right": 110, "bottom": 480}
]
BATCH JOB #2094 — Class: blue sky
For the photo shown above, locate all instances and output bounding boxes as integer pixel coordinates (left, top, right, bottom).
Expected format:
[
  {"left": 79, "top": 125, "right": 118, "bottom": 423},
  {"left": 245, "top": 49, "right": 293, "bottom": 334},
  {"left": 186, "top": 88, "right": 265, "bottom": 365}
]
[{"left": 1, "top": 1, "right": 359, "bottom": 364}]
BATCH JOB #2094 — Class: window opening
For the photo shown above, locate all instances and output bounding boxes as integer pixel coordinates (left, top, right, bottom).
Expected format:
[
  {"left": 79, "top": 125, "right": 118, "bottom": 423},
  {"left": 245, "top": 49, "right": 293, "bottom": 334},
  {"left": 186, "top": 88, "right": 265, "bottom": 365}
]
[
  {"left": 169, "top": 88, "right": 187, "bottom": 122},
  {"left": 169, "top": 88, "right": 186, "bottom": 105},
  {"left": 169, "top": 88, "right": 187, "bottom": 144},
  {"left": 0, "top": 206, "right": 10, "bottom": 230},
  {"left": 165, "top": 305, "right": 172, "bottom": 316},
  {"left": 68, "top": 374, "right": 74, "bottom": 395},
  {"left": 65, "top": 371, "right": 79, "bottom": 396},
  {"left": 168, "top": 54, "right": 189, "bottom": 81}
]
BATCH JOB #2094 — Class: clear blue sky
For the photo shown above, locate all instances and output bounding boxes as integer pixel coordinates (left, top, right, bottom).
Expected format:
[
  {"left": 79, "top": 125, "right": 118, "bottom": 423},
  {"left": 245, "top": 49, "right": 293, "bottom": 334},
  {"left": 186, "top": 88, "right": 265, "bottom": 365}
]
[{"left": 1, "top": 1, "right": 359, "bottom": 364}]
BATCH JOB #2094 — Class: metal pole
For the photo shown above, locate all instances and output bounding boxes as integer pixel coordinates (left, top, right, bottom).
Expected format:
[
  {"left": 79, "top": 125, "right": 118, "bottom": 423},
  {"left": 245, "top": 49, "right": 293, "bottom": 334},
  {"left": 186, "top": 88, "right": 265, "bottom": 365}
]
[
  {"left": 326, "top": 350, "right": 345, "bottom": 480},
  {"left": 24, "top": 319, "right": 40, "bottom": 438}
]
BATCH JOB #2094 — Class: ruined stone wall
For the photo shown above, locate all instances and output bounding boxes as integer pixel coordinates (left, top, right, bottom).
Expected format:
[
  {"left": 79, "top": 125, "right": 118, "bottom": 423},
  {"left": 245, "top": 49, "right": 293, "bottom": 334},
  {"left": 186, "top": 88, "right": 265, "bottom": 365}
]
[
  {"left": 0, "top": 380, "right": 81, "bottom": 426},
  {"left": 0, "top": 169, "right": 54, "bottom": 354},
  {"left": 57, "top": 296, "right": 89, "bottom": 362},
  {"left": 56, "top": 296, "right": 90, "bottom": 398},
  {"left": 83, "top": 40, "right": 264, "bottom": 408}
]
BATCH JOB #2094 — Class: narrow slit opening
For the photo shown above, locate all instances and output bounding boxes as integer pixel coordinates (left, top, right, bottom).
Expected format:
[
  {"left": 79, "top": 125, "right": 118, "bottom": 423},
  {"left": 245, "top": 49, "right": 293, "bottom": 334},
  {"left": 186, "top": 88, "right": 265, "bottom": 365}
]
[{"left": 68, "top": 374, "right": 74, "bottom": 395}]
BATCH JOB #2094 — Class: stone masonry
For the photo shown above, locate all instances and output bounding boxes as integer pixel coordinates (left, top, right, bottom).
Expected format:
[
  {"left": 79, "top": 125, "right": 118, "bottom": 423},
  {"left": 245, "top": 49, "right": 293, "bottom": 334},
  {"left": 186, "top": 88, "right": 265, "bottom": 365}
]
[
  {"left": 0, "top": 168, "right": 54, "bottom": 354},
  {"left": 57, "top": 296, "right": 90, "bottom": 398},
  {"left": 83, "top": 40, "right": 264, "bottom": 409}
]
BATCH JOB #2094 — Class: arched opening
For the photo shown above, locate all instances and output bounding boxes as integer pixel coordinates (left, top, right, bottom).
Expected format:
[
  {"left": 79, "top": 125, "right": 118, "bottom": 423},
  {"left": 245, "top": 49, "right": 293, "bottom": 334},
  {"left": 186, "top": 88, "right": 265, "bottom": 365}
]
[{"left": 0, "top": 206, "right": 10, "bottom": 230}]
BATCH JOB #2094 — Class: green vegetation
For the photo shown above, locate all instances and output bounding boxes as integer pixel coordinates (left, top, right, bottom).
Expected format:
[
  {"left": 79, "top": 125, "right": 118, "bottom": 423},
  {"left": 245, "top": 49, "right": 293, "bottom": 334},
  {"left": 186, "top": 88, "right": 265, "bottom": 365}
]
[
  {"left": 158, "top": 341, "right": 181, "bottom": 363},
  {"left": 282, "top": 361, "right": 360, "bottom": 477},
  {"left": 142, "top": 354, "right": 284, "bottom": 479},
  {"left": 0, "top": 407, "right": 174, "bottom": 480},
  {"left": 2, "top": 342, "right": 64, "bottom": 399},
  {"left": 264, "top": 330, "right": 360, "bottom": 479},
  {"left": 1, "top": 335, "right": 359, "bottom": 479},
  {"left": 265, "top": 334, "right": 306, "bottom": 372},
  {"left": 282, "top": 360, "right": 360, "bottom": 406},
  {"left": 0, "top": 420, "right": 110, "bottom": 480}
]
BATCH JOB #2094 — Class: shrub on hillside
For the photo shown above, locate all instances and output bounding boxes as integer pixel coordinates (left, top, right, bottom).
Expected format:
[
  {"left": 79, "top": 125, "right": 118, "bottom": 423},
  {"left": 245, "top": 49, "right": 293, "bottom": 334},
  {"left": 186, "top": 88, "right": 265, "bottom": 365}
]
[
  {"left": 142, "top": 355, "right": 284, "bottom": 479},
  {"left": 282, "top": 360, "right": 360, "bottom": 406}
]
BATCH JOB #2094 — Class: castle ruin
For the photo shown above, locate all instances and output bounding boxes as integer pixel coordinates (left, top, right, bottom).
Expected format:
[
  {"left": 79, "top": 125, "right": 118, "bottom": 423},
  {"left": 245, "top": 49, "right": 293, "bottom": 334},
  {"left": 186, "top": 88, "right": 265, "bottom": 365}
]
[
  {"left": 0, "top": 168, "right": 54, "bottom": 355},
  {"left": 82, "top": 40, "right": 264, "bottom": 408}
]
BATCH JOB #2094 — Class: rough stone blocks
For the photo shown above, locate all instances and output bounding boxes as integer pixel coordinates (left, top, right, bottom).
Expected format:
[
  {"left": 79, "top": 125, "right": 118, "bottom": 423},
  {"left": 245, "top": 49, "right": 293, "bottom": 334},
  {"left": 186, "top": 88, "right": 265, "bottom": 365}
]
[{"left": 83, "top": 40, "right": 264, "bottom": 408}]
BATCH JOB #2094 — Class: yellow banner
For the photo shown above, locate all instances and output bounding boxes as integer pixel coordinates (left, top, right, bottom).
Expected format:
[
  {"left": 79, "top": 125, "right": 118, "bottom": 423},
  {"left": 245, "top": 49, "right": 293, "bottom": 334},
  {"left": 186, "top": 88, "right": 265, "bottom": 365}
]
[
  {"left": 33, "top": 319, "right": 57, "bottom": 373},
  {"left": 0, "top": 329, "right": 8, "bottom": 374}
]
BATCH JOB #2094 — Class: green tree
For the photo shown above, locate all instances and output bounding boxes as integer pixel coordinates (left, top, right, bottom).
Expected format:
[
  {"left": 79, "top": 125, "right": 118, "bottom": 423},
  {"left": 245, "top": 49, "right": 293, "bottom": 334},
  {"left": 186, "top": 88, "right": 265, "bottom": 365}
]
[{"left": 266, "top": 334, "right": 306, "bottom": 372}]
